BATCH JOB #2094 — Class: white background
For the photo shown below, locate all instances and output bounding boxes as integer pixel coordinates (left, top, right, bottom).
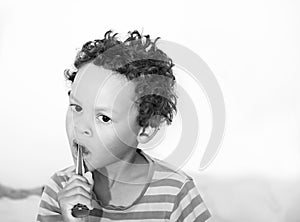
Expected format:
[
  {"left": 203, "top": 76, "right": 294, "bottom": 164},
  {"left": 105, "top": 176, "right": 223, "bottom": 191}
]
[{"left": 0, "top": 0, "right": 300, "bottom": 221}]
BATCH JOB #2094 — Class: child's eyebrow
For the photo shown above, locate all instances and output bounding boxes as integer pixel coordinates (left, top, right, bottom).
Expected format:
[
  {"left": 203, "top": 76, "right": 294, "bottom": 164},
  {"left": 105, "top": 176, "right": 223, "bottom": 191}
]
[
  {"left": 95, "top": 106, "right": 119, "bottom": 114},
  {"left": 69, "top": 92, "right": 119, "bottom": 114}
]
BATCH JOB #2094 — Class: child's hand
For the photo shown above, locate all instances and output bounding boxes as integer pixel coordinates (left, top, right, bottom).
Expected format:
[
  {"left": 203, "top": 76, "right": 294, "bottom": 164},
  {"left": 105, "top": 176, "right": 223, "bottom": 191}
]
[{"left": 58, "top": 172, "right": 94, "bottom": 222}]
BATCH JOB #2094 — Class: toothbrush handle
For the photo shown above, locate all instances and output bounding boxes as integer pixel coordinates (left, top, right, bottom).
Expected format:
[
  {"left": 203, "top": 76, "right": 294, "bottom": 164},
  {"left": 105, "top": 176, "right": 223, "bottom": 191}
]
[{"left": 71, "top": 144, "right": 90, "bottom": 218}]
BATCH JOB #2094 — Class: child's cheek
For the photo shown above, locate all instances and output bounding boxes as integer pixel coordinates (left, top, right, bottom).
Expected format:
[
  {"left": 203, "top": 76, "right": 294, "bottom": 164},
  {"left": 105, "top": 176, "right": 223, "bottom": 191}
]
[
  {"left": 113, "top": 123, "right": 137, "bottom": 147},
  {"left": 65, "top": 109, "right": 74, "bottom": 135}
]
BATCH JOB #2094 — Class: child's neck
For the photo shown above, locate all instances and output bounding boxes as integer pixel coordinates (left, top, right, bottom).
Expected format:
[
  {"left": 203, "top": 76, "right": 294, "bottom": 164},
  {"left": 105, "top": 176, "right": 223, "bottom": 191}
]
[
  {"left": 93, "top": 149, "right": 148, "bottom": 187},
  {"left": 96, "top": 150, "right": 136, "bottom": 184},
  {"left": 91, "top": 150, "right": 149, "bottom": 205}
]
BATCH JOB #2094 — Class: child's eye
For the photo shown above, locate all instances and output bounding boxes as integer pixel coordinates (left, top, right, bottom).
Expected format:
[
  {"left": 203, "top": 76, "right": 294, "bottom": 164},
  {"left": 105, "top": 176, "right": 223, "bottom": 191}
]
[
  {"left": 97, "top": 115, "right": 112, "bottom": 124},
  {"left": 69, "top": 104, "right": 82, "bottom": 113}
]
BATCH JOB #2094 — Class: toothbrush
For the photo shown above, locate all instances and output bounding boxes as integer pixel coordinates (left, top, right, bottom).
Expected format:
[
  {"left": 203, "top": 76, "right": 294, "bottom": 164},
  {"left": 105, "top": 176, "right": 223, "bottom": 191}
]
[{"left": 71, "top": 144, "right": 90, "bottom": 218}]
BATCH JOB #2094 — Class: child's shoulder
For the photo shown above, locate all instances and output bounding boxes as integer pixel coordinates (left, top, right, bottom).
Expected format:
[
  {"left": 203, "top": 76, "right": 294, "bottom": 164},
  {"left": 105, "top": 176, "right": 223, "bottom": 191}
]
[
  {"left": 143, "top": 151, "right": 194, "bottom": 185},
  {"left": 41, "top": 165, "right": 75, "bottom": 191}
]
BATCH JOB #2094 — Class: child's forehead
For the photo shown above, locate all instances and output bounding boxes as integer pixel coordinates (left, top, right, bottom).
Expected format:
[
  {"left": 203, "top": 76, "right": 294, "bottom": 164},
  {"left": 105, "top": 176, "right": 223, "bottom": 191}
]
[{"left": 71, "top": 63, "right": 137, "bottom": 103}]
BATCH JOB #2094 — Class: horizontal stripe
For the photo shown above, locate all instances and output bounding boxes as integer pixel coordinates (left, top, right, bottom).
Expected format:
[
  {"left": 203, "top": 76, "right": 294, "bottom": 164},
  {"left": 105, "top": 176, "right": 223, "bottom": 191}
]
[
  {"left": 152, "top": 160, "right": 193, "bottom": 179},
  {"left": 149, "top": 178, "right": 183, "bottom": 189},
  {"left": 178, "top": 180, "right": 197, "bottom": 197},
  {"left": 177, "top": 195, "right": 205, "bottom": 221},
  {"left": 89, "top": 206, "right": 171, "bottom": 222},
  {"left": 102, "top": 210, "right": 168, "bottom": 220},
  {"left": 43, "top": 186, "right": 58, "bottom": 203},
  {"left": 38, "top": 206, "right": 59, "bottom": 216},
  {"left": 130, "top": 201, "right": 173, "bottom": 212},
  {"left": 39, "top": 200, "right": 60, "bottom": 214},
  {"left": 186, "top": 203, "right": 210, "bottom": 222},
  {"left": 190, "top": 195, "right": 206, "bottom": 215},
  {"left": 88, "top": 217, "right": 167, "bottom": 222},
  {"left": 153, "top": 159, "right": 179, "bottom": 173},
  {"left": 47, "top": 177, "right": 62, "bottom": 192},
  {"left": 89, "top": 208, "right": 103, "bottom": 217},
  {"left": 195, "top": 209, "right": 211, "bottom": 222},
  {"left": 95, "top": 202, "right": 174, "bottom": 215},
  {"left": 179, "top": 186, "right": 203, "bottom": 210},
  {"left": 170, "top": 179, "right": 205, "bottom": 221},
  {"left": 36, "top": 214, "right": 63, "bottom": 222},
  {"left": 152, "top": 170, "right": 188, "bottom": 182},
  {"left": 139, "top": 194, "right": 176, "bottom": 204},
  {"left": 178, "top": 180, "right": 202, "bottom": 204},
  {"left": 146, "top": 185, "right": 179, "bottom": 196}
]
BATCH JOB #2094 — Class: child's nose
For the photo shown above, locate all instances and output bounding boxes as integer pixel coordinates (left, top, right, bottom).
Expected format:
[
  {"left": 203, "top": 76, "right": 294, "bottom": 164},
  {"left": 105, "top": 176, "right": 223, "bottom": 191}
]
[{"left": 75, "top": 125, "right": 93, "bottom": 137}]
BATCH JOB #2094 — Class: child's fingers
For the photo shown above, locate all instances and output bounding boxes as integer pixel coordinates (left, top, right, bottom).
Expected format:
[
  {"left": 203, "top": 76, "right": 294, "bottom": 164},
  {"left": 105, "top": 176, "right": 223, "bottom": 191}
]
[
  {"left": 58, "top": 184, "right": 94, "bottom": 214},
  {"left": 67, "top": 174, "right": 90, "bottom": 185},
  {"left": 65, "top": 175, "right": 93, "bottom": 192},
  {"left": 62, "top": 186, "right": 92, "bottom": 200},
  {"left": 84, "top": 172, "right": 94, "bottom": 187},
  {"left": 57, "top": 172, "right": 94, "bottom": 220},
  {"left": 59, "top": 193, "right": 93, "bottom": 211},
  {"left": 66, "top": 171, "right": 94, "bottom": 186}
]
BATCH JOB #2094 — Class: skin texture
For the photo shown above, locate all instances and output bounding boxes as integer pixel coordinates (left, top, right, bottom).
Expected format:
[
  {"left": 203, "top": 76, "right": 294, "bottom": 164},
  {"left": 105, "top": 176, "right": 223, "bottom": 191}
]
[{"left": 60, "top": 63, "right": 159, "bottom": 221}]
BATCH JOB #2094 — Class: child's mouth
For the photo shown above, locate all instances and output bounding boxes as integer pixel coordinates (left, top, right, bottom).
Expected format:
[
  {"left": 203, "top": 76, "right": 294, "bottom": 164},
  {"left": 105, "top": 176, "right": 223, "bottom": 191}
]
[
  {"left": 72, "top": 139, "right": 90, "bottom": 156},
  {"left": 73, "top": 139, "right": 90, "bottom": 173}
]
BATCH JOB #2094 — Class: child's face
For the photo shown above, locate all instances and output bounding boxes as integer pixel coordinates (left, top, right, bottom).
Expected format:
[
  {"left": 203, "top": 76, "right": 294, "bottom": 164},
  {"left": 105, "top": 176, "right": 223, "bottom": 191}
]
[{"left": 66, "top": 63, "right": 142, "bottom": 171}]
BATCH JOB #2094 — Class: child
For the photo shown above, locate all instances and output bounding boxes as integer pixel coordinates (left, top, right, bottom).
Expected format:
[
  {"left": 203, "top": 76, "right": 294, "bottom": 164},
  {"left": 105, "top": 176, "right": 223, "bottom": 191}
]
[{"left": 37, "top": 30, "right": 211, "bottom": 221}]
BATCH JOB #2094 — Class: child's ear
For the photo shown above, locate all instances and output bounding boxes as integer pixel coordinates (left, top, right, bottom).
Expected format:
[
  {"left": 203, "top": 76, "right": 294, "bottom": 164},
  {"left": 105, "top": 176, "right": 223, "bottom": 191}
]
[{"left": 137, "top": 125, "right": 160, "bottom": 144}]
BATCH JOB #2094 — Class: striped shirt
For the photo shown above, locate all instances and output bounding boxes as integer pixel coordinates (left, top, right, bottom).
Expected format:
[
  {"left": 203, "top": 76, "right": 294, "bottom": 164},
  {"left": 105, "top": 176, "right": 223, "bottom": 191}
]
[{"left": 37, "top": 150, "right": 211, "bottom": 221}]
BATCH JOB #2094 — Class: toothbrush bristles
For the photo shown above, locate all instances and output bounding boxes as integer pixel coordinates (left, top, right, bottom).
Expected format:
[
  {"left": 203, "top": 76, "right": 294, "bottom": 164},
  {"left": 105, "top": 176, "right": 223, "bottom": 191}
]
[{"left": 76, "top": 144, "right": 84, "bottom": 176}]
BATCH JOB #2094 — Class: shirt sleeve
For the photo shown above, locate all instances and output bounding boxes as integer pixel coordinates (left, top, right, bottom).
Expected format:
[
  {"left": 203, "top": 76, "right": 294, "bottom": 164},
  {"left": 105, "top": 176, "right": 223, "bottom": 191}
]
[
  {"left": 36, "top": 174, "right": 65, "bottom": 222},
  {"left": 169, "top": 179, "right": 211, "bottom": 222}
]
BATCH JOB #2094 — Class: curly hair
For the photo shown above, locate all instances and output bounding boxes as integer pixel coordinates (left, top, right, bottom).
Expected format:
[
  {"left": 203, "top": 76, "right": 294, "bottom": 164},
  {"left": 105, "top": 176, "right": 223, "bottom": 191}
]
[{"left": 64, "top": 30, "right": 178, "bottom": 132}]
